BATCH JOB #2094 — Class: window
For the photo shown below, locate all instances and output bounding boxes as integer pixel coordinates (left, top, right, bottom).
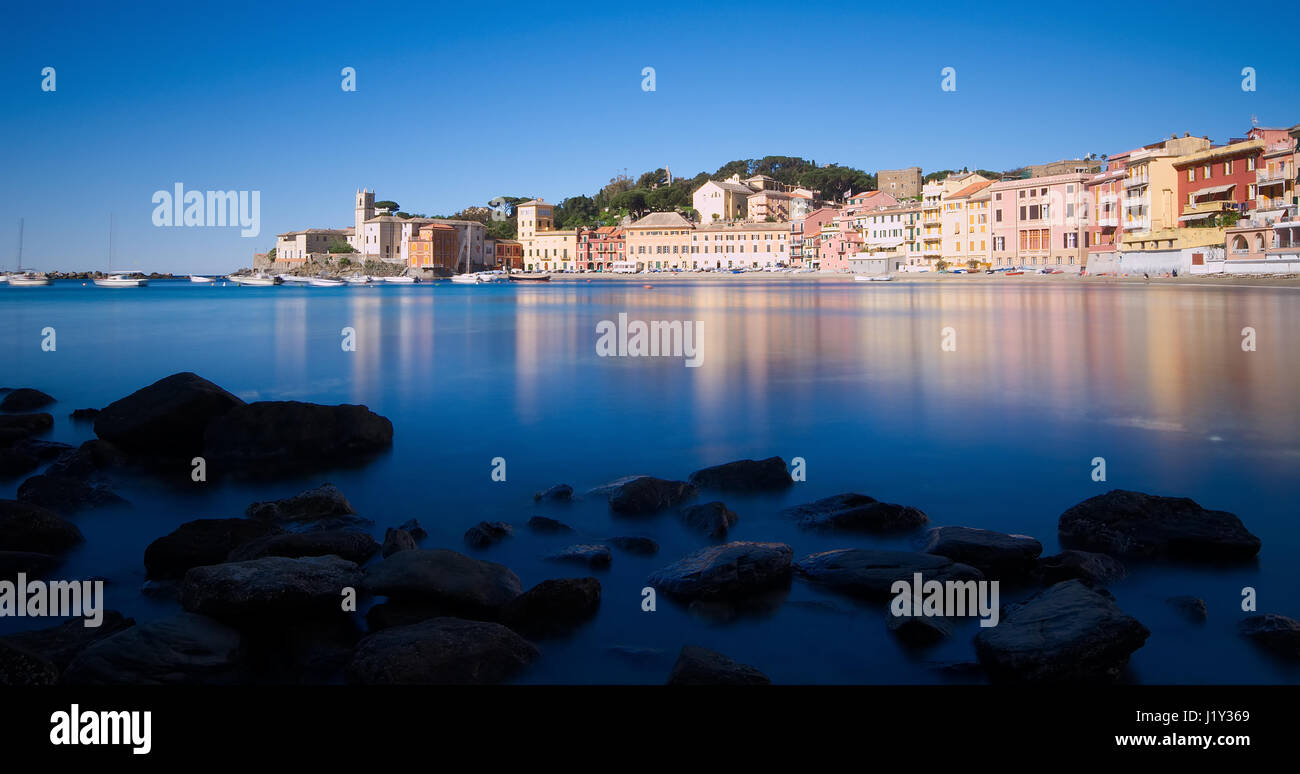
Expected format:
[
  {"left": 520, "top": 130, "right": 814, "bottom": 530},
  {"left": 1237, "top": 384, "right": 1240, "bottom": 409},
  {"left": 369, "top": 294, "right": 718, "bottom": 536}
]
[
  {"left": 1203, "top": 165, "right": 1211, "bottom": 179},
  {"left": 1248, "top": 157, "right": 1257, "bottom": 171},
  {"left": 1224, "top": 160, "right": 1233, "bottom": 175}
]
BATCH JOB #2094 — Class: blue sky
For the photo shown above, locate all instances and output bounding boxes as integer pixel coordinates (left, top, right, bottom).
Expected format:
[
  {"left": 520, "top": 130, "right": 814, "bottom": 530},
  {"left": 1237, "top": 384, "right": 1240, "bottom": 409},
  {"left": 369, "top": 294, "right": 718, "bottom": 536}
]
[{"left": 1, "top": 0, "right": 1297, "bottom": 273}]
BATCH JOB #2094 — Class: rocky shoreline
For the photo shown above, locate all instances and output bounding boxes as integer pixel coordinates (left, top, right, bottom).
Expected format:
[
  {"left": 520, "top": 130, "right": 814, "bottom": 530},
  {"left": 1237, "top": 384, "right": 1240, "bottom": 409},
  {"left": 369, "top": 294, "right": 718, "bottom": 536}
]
[{"left": 2, "top": 379, "right": 1296, "bottom": 685}]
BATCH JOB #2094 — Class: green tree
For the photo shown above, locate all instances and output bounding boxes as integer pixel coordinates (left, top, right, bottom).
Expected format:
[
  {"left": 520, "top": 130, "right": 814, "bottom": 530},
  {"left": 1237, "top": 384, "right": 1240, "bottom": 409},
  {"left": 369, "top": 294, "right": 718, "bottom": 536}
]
[
  {"left": 327, "top": 240, "right": 357, "bottom": 254},
  {"left": 374, "top": 200, "right": 399, "bottom": 214}
]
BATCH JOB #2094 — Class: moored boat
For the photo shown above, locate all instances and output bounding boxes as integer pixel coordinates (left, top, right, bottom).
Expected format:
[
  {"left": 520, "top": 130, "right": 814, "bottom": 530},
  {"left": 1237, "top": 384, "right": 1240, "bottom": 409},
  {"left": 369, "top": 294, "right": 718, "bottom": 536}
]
[
  {"left": 7, "top": 271, "right": 52, "bottom": 287},
  {"left": 308, "top": 276, "right": 345, "bottom": 287},
  {"left": 189, "top": 275, "right": 214, "bottom": 283},
  {"left": 278, "top": 274, "right": 310, "bottom": 284},
  {"left": 854, "top": 274, "right": 893, "bottom": 282},
  {"left": 343, "top": 275, "right": 371, "bottom": 285},
  {"left": 508, "top": 272, "right": 551, "bottom": 282},
  {"left": 382, "top": 275, "right": 417, "bottom": 284},
  {"left": 94, "top": 271, "right": 150, "bottom": 288},
  {"left": 229, "top": 273, "right": 281, "bottom": 286}
]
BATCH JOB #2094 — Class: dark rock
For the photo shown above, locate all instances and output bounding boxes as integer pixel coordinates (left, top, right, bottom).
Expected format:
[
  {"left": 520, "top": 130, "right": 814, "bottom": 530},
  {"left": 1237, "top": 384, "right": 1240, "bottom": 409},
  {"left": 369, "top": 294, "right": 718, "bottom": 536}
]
[
  {"left": 533, "top": 483, "right": 573, "bottom": 502},
  {"left": 0, "top": 439, "right": 73, "bottom": 479},
  {"left": 45, "top": 439, "right": 127, "bottom": 479},
  {"left": 203, "top": 400, "right": 393, "bottom": 474},
  {"left": 346, "top": 617, "right": 538, "bottom": 685},
  {"left": 69, "top": 408, "right": 100, "bottom": 422},
  {"left": 922, "top": 526, "right": 1043, "bottom": 578},
  {"left": 666, "top": 645, "right": 770, "bottom": 685},
  {"left": 463, "top": 520, "right": 513, "bottom": 549},
  {"left": 547, "top": 544, "right": 612, "bottom": 568},
  {"left": 648, "top": 541, "right": 793, "bottom": 600},
  {"left": 686, "top": 589, "right": 789, "bottom": 624},
  {"left": 0, "top": 551, "right": 59, "bottom": 577},
  {"left": 794, "top": 549, "right": 983, "bottom": 599},
  {"left": 246, "top": 483, "right": 355, "bottom": 524},
  {"left": 1034, "top": 550, "right": 1128, "bottom": 586},
  {"left": 0, "top": 642, "right": 59, "bottom": 685},
  {"left": 226, "top": 529, "right": 379, "bottom": 565},
  {"left": 63, "top": 612, "right": 246, "bottom": 685},
  {"left": 360, "top": 549, "right": 522, "bottom": 618},
  {"left": 94, "top": 372, "right": 244, "bottom": 457},
  {"left": 1059, "top": 489, "right": 1261, "bottom": 561},
  {"left": 782, "top": 493, "right": 928, "bottom": 533},
  {"left": 1166, "top": 596, "right": 1208, "bottom": 622},
  {"left": 16, "top": 474, "right": 126, "bottom": 514},
  {"left": 241, "top": 617, "right": 362, "bottom": 684},
  {"left": 974, "top": 580, "right": 1150, "bottom": 682},
  {"left": 1238, "top": 614, "right": 1300, "bottom": 660},
  {"left": 608, "top": 476, "right": 697, "bottom": 515},
  {"left": 0, "top": 611, "right": 134, "bottom": 671},
  {"left": 0, "top": 388, "right": 55, "bottom": 412},
  {"left": 140, "top": 579, "right": 181, "bottom": 602},
  {"left": 501, "top": 577, "right": 601, "bottom": 638},
  {"left": 527, "top": 515, "right": 574, "bottom": 534},
  {"left": 687, "top": 457, "right": 792, "bottom": 491},
  {"left": 887, "top": 613, "right": 954, "bottom": 646},
  {"left": 0, "top": 413, "right": 53, "bottom": 445},
  {"left": 397, "top": 519, "right": 427, "bottom": 540},
  {"left": 0, "top": 499, "right": 84, "bottom": 553},
  {"left": 181, "top": 555, "right": 362, "bottom": 623},
  {"left": 382, "top": 527, "right": 416, "bottom": 557},
  {"left": 679, "top": 501, "right": 739, "bottom": 539},
  {"left": 144, "top": 518, "right": 284, "bottom": 579},
  {"left": 365, "top": 600, "right": 455, "bottom": 631},
  {"left": 607, "top": 536, "right": 659, "bottom": 555}
]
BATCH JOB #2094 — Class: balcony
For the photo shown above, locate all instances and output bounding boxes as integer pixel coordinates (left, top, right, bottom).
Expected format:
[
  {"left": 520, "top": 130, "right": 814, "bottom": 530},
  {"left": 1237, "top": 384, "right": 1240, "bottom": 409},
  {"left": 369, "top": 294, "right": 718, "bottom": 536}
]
[
  {"left": 1123, "top": 175, "right": 1150, "bottom": 189},
  {"left": 1257, "top": 167, "right": 1292, "bottom": 187},
  {"left": 1096, "top": 216, "right": 1118, "bottom": 228},
  {"left": 1126, "top": 217, "right": 1151, "bottom": 231}
]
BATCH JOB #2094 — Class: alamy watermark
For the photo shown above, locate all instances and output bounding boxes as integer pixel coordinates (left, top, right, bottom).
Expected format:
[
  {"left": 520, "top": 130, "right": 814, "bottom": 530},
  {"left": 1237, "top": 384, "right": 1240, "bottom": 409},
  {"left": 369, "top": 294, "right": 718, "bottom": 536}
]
[
  {"left": 151, "top": 182, "right": 261, "bottom": 237},
  {"left": 0, "top": 575, "right": 105, "bottom": 627},
  {"left": 890, "top": 573, "right": 999, "bottom": 627},
  {"left": 596, "top": 312, "right": 703, "bottom": 367}
]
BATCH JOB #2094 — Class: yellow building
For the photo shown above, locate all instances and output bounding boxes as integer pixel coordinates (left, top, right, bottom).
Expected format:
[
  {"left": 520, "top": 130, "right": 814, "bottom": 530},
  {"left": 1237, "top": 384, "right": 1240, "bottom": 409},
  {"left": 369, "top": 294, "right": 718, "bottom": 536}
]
[
  {"left": 516, "top": 198, "right": 577, "bottom": 271},
  {"left": 623, "top": 212, "right": 695, "bottom": 269},
  {"left": 940, "top": 176, "right": 992, "bottom": 269}
]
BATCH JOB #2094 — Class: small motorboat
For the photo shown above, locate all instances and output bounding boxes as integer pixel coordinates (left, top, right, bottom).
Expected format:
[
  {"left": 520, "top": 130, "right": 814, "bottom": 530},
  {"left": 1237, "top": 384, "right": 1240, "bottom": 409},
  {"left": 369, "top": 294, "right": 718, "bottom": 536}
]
[
  {"left": 1006, "top": 271, "right": 1024, "bottom": 276},
  {"left": 343, "top": 275, "right": 371, "bottom": 285},
  {"left": 229, "top": 273, "right": 281, "bottom": 286},
  {"left": 278, "top": 274, "right": 310, "bottom": 284},
  {"left": 189, "top": 275, "right": 214, "bottom": 284},
  {"left": 383, "top": 275, "right": 417, "bottom": 284},
  {"left": 308, "top": 276, "right": 345, "bottom": 287},
  {"left": 854, "top": 274, "right": 893, "bottom": 282},
  {"left": 93, "top": 271, "right": 150, "bottom": 288},
  {"left": 507, "top": 272, "right": 550, "bottom": 282},
  {"left": 7, "top": 271, "right": 52, "bottom": 287}
]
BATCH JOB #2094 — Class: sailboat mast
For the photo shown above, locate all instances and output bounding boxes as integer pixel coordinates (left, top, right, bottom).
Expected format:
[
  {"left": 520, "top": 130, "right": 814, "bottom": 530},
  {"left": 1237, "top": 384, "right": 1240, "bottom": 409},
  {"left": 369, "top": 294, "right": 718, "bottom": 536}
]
[{"left": 16, "top": 218, "right": 22, "bottom": 272}]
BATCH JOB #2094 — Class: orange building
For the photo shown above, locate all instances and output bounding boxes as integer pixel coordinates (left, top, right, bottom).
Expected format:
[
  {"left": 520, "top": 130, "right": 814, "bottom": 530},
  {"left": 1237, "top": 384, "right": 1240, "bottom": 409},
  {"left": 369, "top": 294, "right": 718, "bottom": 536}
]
[{"left": 408, "top": 223, "right": 459, "bottom": 270}]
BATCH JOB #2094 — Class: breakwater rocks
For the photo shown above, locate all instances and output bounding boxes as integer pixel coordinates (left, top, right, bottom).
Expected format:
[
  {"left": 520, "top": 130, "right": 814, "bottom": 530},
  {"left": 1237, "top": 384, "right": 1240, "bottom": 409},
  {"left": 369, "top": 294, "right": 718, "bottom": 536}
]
[{"left": 1, "top": 425, "right": 1286, "bottom": 685}]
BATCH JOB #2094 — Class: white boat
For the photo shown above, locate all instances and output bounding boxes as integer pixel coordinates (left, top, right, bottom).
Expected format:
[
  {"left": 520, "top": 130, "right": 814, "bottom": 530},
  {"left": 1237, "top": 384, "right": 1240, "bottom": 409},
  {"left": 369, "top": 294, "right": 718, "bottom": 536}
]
[
  {"left": 854, "top": 274, "right": 894, "bottom": 282},
  {"left": 382, "top": 275, "right": 417, "bottom": 284},
  {"left": 6, "top": 220, "right": 52, "bottom": 286},
  {"left": 278, "top": 274, "right": 310, "bottom": 284},
  {"left": 189, "top": 275, "right": 214, "bottom": 283},
  {"left": 343, "top": 275, "right": 371, "bottom": 285},
  {"left": 229, "top": 273, "right": 281, "bottom": 286},
  {"left": 94, "top": 271, "right": 150, "bottom": 288},
  {"left": 308, "top": 277, "right": 345, "bottom": 287}
]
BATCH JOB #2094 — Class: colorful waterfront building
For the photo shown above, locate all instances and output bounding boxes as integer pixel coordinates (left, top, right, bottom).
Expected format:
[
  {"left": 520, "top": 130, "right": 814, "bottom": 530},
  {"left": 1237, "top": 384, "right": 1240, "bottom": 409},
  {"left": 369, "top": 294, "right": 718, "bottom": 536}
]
[
  {"left": 940, "top": 177, "right": 992, "bottom": 269},
  {"left": 692, "top": 178, "right": 754, "bottom": 224},
  {"left": 691, "top": 221, "right": 790, "bottom": 269},
  {"left": 1084, "top": 150, "right": 1131, "bottom": 271},
  {"left": 622, "top": 211, "right": 694, "bottom": 270},
  {"left": 407, "top": 223, "right": 459, "bottom": 271},
  {"left": 987, "top": 172, "right": 1092, "bottom": 271},
  {"left": 517, "top": 198, "right": 578, "bottom": 272},
  {"left": 576, "top": 227, "right": 625, "bottom": 271}
]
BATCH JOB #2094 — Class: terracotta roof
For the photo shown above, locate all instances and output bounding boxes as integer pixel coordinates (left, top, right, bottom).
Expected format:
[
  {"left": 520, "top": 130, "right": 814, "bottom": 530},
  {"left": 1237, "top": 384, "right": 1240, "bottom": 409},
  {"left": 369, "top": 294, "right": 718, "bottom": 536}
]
[
  {"left": 948, "top": 180, "right": 994, "bottom": 198},
  {"left": 627, "top": 212, "right": 694, "bottom": 229}
]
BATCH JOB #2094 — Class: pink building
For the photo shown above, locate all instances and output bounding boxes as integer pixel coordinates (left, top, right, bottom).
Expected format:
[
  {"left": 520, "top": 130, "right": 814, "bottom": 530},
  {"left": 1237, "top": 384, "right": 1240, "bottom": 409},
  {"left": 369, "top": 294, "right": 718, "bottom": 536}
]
[
  {"left": 988, "top": 172, "right": 1093, "bottom": 271},
  {"left": 1085, "top": 150, "right": 1131, "bottom": 272},
  {"left": 798, "top": 206, "right": 840, "bottom": 269},
  {"left": 818, "top": 209, "right": 864, "bottom": 272}
]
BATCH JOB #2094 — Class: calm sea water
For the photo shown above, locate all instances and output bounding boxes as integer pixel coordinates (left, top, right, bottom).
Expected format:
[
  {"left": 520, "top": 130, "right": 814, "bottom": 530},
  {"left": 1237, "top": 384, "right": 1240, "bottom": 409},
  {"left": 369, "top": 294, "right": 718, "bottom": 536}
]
[{"left": 2, "top": 277, "right": 1299, "bottom": 684}]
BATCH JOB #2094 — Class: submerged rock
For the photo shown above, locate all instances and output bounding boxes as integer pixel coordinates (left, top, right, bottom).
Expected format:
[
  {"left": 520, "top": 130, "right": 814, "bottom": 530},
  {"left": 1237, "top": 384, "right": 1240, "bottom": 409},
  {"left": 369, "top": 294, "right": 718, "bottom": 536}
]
[
  {"left": 63, "top": 613, "right": 246, "bottom": 685},
  {"left": 0, "top": 439, "right": 72, "bottom": 479},
  {"left": 666, "top": 645, "right": 770, "bottom": 685},
  {"left": 0, "top": 551, "right": 60, "bottom": 577},
  {"left": 608, "top": 476, "right": 698, "bottom": 515},
  {"left": 782, "top": 493, "right": 928, "bottom": 533},
  {"left": 974, "top": 580, "right": 1149, "bottom": 682},
  {"left": 45, "top": 439, "right": 127, "bottom": 479},
  {"left": 203, "top": 400, "right": 393, "bottom": 474},
  {"left": 679, "top": 501, "right": 739, "bottom": 539},
  {"left": 0, "top": 499, "right": 84, "bottom": 554},
  {"left": 1166, "top": 596, "right": 1208, "bottom": 622},
  {"left": 0, "top": 611, "right": 135, "bottom": 671},
  {"left": 144, "top": 518, "right": 284, "bottom": 579},
  {"left": 360, "top": 549, "right": 523, "bottom": 618},
  {"left": 607, "top": 536, "right": 659, "bottom": 555},
  {"left": 1058, "top": 489, "right": 1260, "bottom": 561},
  {"left": 533, "top": 483, "right": 573, "bottom": 502},
  {"left": 346, "top": 617, "right": 538, "bottom": 685},
  {"left": 547, "top": 544, "right": 612, "bottom": 569},
  {"left": 1239, "top": 614, "right": 1300, "bottom": 660},
  {"left": 1033, "top": 550, "right": 1127, "bottom": 587},
  {"left": 794, "top": 549, "right": 983, "bottom": 599},
  {"left": 69, "top": 408, "right": 100, "bottom": 422},
  {"left": 648, "top": 541, "right": 792, "bottom": 600},
  {"left": 0, "top": 388, "right": 55, "bottom": 412},
  {"left": 226, "top": 529, "right": 379, "bottom": 565},
  {"left": 887, "top": 613, "right": 954, "bottom": 647},
  {"left": 463, "top": 520, "right": 513, "bottom": 549},
  {"left": 382, "top": 527, "right": 416, "bottom": 557},
  {"left": 527, "top": 515, "right": 574, "bottom": 534},
  {"left": 246, "top": 483, "right": 356, "bottom": 524},
  {"left": 397, "top": 519, "right": 427, "bottom": 540},
  {"left": 181, "top": 555, "right": 362, "bottom": 623},
  {"left": 94, "top": 372, "right": 244, "bottom": 458},
  {"left": 922, "top": 526, "right": 1042, "bottom": 579},
  {"left": 501, "top": 577, "right": 601, "bottom": 638},
  {"left": 0, "top": 642, "right": 59, "bottom": 685},
  {"left": 687, "top": 457, "right": 793, "bottom": 492},
  {"left": 17, "top": 474, "right": 126, "bottom": 514}
]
